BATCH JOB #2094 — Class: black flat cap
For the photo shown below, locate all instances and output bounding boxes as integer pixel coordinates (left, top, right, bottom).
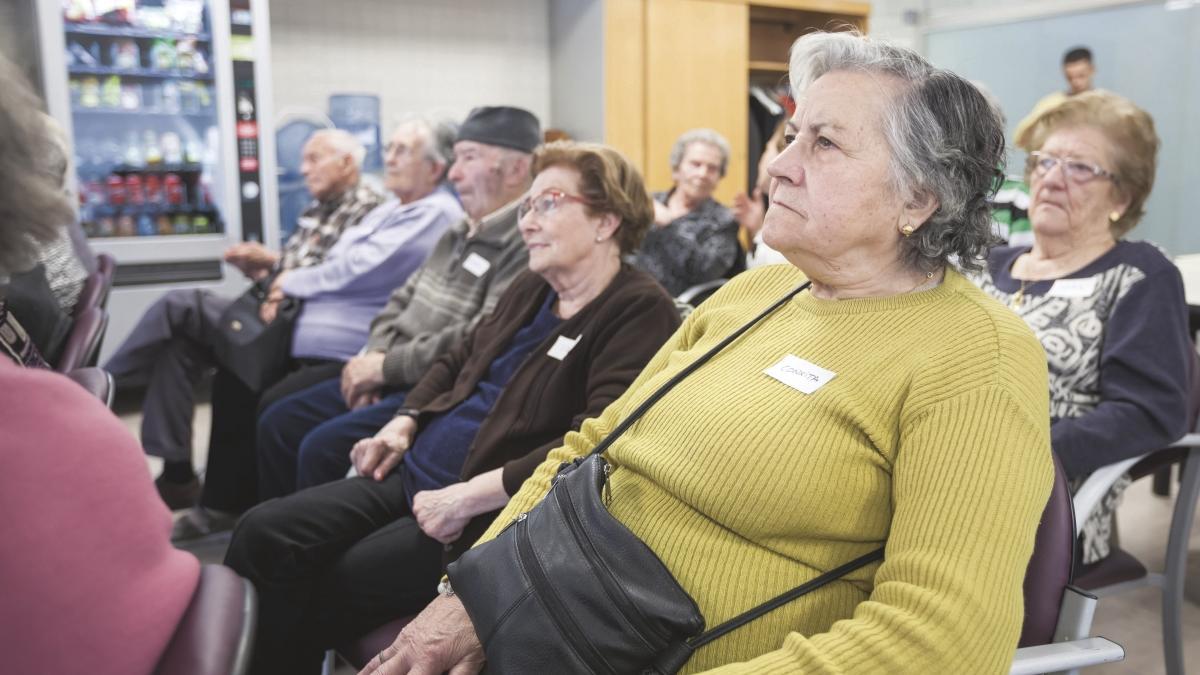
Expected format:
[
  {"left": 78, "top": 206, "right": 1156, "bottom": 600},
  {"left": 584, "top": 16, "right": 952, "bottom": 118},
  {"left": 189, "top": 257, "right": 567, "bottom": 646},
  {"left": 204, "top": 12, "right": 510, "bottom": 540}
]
[{"left": 456, "top": 106, "right": 541, "bottom": 153}]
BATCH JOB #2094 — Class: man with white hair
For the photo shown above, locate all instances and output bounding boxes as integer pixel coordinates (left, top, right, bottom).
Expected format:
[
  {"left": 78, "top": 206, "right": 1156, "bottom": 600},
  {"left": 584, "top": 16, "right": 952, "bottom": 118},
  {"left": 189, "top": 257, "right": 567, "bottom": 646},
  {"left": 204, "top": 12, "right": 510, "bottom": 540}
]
[{"left": 106, "top": 128, "right": 384, "bottom": 510}]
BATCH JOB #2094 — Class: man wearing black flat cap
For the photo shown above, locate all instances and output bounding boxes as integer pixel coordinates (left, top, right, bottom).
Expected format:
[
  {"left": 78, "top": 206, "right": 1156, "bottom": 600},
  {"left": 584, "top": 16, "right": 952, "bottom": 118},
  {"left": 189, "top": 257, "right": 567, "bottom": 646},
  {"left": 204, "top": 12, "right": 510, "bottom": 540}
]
[{"left": 174, "top": 106, "right": 541, "bottom": 540}]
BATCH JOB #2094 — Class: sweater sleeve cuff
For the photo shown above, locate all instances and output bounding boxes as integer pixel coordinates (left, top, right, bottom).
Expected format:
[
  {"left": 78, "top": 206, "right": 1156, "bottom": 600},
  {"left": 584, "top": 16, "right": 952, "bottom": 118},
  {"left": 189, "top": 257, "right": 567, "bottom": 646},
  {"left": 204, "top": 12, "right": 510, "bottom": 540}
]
[{"left": 381, "top": 348, "right": 412, "bottom": 388}]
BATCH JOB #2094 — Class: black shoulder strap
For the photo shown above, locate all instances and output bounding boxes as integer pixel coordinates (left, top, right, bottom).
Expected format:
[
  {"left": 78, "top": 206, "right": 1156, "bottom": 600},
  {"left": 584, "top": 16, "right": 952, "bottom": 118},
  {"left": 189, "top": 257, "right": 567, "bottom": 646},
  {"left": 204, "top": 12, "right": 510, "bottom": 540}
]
[{"left": 581, "top": 279, "right": 887, "bottom": 668}]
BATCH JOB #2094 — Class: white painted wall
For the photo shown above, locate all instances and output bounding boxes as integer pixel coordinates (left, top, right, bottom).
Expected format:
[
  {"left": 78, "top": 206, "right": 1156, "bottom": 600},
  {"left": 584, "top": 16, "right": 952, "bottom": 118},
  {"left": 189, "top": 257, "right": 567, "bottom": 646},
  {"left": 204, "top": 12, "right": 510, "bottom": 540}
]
[
  {"left": 549, "top": 0, "right": 605, "bottom": 142},
  {"left": 268, "top": 0, "right": 551, "bottom": 129},
  {"left": 867, "top": 0, "right": 1156, "bottom": 53}
]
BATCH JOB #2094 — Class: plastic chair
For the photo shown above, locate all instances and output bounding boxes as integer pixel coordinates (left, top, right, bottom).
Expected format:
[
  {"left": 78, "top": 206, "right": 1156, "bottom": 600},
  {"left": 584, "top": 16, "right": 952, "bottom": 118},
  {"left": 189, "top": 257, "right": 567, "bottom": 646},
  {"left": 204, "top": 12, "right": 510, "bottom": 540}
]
[
  {"left": 73, "top": 253, "right": 116, "bottom": 318},
  {"left": 154, "top": 564, "right": 257, "bottom": 675},
  {"left": 65, "top": 366, "right": 114, "bottom": 409},
  {"left": 1070, "top": 438, "right": 1200, "bottom": 675},
  {"left": 54, "top": 306, "right": 107, "bottom": 372},
  {"left": 1010, "top": 452, "right": 1125, "bottom": 674},
  {"left": 1067, "top": 343, "right": 1200, "bottom": 675}
]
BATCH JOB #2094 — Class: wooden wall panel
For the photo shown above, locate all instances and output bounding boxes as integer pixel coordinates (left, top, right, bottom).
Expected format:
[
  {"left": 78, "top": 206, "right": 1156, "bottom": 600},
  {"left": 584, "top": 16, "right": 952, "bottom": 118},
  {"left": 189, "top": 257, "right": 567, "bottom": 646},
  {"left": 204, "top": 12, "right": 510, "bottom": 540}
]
[
  {"left": 603, "top": 0, "right": 647, "bottom": 171},
  {"left": 644, "top": 0, "right": 749, "bottom": 205}
]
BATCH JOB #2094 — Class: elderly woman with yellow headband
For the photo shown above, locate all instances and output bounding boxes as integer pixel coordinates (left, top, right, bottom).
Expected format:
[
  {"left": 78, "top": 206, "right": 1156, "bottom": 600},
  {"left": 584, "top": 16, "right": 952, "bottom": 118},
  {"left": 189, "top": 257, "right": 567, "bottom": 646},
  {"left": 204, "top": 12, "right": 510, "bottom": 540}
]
[
  {"left": 971, "top": 91, "right": 1190, "bottom": 567},
  {"left": 361, "top": 31, "right": 1053, "bottom": 675}
]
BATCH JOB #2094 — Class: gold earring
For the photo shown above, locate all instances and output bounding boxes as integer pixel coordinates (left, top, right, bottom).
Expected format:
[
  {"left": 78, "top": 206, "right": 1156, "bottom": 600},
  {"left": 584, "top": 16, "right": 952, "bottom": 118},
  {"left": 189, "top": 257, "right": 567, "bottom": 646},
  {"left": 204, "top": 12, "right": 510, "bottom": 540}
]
[
  {"left": 900, "top": 224, "right": 915, "bottom": 237},
  {"left": 1109, "top": 211, "right": 1122, "bottom": 223}
]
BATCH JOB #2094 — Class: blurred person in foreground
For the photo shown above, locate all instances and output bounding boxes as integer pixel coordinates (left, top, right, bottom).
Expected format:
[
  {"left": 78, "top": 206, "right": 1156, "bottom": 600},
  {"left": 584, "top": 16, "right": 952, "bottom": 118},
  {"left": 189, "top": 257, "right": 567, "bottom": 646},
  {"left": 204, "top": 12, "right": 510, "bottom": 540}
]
[
  {"left": 970, "top": 90, "right": 1190, "bottom": 566},
  {"left": 0, "top": 52, "right": 199, "bottom": 675},
  {"left": 225, "top": 141, "right": 679, "bottom": 675},
  {"left": 361, "top": 31, "right": 1053, "bottom": 675}
]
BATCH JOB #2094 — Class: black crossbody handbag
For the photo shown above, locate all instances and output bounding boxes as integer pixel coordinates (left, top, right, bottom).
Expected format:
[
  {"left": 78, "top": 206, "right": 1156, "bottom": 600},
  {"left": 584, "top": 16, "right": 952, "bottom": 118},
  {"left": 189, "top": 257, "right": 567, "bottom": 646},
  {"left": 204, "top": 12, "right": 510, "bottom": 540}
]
[{"left": 447, "top": 281, "right": 885, "bottom": 674}]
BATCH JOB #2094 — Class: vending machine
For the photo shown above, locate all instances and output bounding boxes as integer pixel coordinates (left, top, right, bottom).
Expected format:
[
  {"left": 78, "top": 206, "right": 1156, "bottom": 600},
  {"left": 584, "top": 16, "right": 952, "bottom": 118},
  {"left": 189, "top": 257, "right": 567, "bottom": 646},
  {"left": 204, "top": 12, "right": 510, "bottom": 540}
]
[{"left": 35, "top": 0, "right": 279, "bottom": 361}]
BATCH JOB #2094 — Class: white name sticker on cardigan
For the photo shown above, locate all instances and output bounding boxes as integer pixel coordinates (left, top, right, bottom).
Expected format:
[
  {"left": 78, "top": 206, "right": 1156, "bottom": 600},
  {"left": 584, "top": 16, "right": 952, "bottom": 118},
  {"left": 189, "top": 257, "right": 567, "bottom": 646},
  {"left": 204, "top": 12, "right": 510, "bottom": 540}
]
[
  {"left": 547, "top": 335, "right": 581, "bottom": 360},
  {"left": 1047, "top": 277, "right": 1097, "bottom": 298},
  {"left": 462, "top": 252, "right": 491, "bottom": 277},
  {"left": 764, "top": 355, "right": 836, "bottom": 394}
]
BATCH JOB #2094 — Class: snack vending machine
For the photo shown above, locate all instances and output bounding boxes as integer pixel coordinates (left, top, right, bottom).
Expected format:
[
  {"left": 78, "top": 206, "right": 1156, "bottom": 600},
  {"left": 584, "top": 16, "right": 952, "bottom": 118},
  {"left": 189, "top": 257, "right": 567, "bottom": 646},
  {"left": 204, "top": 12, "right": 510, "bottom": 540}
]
[{"left": 36, "top": 0, "right": 279, "bottom": 361}]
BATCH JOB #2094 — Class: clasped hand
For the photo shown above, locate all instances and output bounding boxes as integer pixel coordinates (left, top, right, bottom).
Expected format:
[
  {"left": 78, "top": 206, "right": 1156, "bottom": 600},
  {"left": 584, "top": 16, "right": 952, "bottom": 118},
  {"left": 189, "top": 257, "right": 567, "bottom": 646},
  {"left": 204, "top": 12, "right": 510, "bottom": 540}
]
[
  {"left": 349, "top": 415, "right": 416, "bottom": 481},
  {"left": 341, "top": 352, "right": 387, "bottom": 409}
]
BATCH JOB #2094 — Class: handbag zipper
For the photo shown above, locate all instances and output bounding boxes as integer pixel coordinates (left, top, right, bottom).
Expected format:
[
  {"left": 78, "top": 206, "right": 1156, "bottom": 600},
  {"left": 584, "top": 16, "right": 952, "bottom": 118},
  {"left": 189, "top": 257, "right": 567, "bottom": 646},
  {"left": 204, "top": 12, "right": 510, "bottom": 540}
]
[
  {"left": 516, "top": 518, "right": 616, "bottom": 674},
  {"left": 557, "top": 479, "right": 671, "bottom": 647}
]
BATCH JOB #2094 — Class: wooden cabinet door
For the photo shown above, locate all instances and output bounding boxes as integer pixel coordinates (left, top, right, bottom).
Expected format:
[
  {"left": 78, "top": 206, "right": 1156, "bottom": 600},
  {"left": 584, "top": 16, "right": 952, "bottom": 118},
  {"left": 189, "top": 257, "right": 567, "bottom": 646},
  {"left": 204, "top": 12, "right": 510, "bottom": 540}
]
[{"left": 644, "top": 0, "right": 748, "bottom": 205}]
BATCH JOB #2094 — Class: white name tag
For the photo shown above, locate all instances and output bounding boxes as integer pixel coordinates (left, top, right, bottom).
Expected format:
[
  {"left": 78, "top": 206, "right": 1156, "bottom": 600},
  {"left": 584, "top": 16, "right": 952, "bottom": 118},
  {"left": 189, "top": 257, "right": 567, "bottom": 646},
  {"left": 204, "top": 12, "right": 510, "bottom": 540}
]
[
  {"left": 1047, "top": 277, "right": 1097, "bottom": 298},
  {"left": 763, "top": 355, "right": 836, "bottom": 395},
  {"left": 547, "top": 334, "right": 581, "bottom": 361},
  {"left": 462, "top": 252, "right": 492, "bottom": 277}
]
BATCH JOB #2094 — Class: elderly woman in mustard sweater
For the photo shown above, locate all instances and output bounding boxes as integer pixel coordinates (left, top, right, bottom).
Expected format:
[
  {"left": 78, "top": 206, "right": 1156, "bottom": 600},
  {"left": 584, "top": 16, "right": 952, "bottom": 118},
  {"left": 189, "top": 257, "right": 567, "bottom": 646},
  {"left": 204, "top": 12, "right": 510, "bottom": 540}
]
[{"left": 362, "top": 32, "right": 1054, "bottom": 675}]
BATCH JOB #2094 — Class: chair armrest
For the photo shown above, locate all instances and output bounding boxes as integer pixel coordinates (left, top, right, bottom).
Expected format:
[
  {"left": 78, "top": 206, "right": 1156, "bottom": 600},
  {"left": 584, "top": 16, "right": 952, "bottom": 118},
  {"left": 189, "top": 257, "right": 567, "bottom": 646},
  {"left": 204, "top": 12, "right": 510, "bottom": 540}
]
[
  {"left": 1072, "top": 455, "right": 1148, "bottom": 538},
  {"left": 676, "top": 279, "right": 727, "bottom": 305},
  {"left": 1073, "top": 433, "right": 1200, "bottom": 536},
  {"left": 1168, "top": 433, "right": 1200, "bottom": 448},
  {"left": 1010, "top": 637, "right": 1124, "bottom": 674}
]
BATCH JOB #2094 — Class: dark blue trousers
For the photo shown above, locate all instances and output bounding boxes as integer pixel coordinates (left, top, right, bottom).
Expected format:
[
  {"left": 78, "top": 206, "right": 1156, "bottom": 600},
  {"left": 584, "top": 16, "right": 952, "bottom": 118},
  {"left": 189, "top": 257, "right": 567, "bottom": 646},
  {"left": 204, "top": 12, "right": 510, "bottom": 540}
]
[{"left": 255, "top": 377, "right": 407, "bottom": 500}]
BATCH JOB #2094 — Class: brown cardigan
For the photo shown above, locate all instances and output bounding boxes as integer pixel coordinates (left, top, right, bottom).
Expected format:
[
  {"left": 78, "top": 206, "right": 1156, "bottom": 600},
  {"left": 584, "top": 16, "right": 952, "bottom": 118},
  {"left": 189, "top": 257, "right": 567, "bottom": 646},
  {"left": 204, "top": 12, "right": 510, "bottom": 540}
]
[{"left": 401, "top": 264, "right": 680, "bottom": 559}]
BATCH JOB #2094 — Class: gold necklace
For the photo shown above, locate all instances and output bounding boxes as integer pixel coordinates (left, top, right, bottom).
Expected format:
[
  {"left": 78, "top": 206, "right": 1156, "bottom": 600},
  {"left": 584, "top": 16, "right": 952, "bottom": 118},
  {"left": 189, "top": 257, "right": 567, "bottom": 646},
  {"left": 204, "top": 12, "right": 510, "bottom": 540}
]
[{"left": 1010, "top": 279, "right": 1029, "bottom": 309}]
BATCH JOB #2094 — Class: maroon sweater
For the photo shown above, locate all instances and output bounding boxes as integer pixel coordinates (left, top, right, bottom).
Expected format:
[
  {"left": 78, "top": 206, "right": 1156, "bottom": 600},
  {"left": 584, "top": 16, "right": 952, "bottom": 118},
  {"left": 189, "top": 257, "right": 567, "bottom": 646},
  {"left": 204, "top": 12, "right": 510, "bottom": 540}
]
[{"left": 401, "top": 265, "right": 680, "bottom": 559}]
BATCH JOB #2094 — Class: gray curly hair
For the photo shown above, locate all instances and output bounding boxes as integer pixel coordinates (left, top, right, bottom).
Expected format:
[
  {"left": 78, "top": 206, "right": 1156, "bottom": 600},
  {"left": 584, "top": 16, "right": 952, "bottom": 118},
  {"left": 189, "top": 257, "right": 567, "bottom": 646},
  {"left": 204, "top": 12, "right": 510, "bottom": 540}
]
[
  {"left": 790, "top": 31, "right": 1004, "bottom": 272},
  {"left": 0, "top": 55, "right": 75, "bottom": 278}
]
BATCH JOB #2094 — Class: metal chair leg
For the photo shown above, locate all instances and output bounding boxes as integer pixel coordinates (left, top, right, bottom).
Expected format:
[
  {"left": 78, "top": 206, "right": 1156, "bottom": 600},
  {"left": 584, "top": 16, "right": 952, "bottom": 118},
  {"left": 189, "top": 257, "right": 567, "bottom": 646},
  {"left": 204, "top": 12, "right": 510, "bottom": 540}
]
[
  {"left": 1162, "top": 449, "right": 1200, "bottom": 675},
  {"left": 1153, "top": 465, "right": 1173, "bottom": 497}
]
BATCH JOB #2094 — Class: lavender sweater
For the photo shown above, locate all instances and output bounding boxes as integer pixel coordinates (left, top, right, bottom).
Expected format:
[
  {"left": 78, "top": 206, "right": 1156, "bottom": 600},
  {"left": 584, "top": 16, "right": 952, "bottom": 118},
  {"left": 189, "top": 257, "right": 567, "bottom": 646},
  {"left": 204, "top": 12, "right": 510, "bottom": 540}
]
[{"left": 282, "top": 184, "right": 462, "bottom": 361}]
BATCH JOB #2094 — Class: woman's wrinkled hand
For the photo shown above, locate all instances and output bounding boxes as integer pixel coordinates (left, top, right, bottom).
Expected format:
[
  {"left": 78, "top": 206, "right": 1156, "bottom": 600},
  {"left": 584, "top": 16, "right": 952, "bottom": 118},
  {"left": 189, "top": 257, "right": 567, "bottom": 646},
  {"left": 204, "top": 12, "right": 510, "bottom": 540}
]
[
  {"left": 412, "top": 483, "right": 477, "bottom": 544},
  {"left": 349, "top": 415, "right": 416, "bottom": 481},
  {"left": 358, "top": 595, "right": 484, "bottom": 675}
]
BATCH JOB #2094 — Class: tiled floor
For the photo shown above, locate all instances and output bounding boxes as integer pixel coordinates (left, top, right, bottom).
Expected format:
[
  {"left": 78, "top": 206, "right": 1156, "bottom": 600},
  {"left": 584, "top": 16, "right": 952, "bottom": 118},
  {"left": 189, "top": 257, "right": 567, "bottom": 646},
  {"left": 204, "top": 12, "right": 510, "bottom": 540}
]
[{"left": 121, "top": 401, "right": 1200, "bottom": 674}]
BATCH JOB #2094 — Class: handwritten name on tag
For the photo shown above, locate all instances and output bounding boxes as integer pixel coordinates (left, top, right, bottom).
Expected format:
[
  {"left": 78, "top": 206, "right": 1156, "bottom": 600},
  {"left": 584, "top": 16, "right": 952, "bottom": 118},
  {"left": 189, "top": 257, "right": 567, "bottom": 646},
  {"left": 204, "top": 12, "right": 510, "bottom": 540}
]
[
  {"left": 462, "top": 252, "right": 492, "bottom": 277},
  {"left": 763, "top": 355, "right": 836, "bottom": 395},
  {"left": 547, "top": 335, "right": 581, "bottom": 361},
  {"left": 1047, "top": 277, "right": 1097, "bottom": 298}
]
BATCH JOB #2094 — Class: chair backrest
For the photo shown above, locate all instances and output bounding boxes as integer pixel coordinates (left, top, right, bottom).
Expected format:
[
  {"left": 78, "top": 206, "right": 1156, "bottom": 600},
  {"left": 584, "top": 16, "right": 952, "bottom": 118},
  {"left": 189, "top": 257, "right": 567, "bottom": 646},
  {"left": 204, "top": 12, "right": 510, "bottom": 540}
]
[
  {"left": 54, "top": 307, "right": 107, "bottom": 373},
  {"left": 1019, "top": 451, "right": 1076, "bottom": 648},
  {"left": 73, "top": 254, "right": 116, "bottom": 318},
  {"left": 154, "top": 564, "right": 256, "bottom": 675},
  {"left": 65, "top": 367, "right": 114, "bottom": 409},
  {"left": 94, "top": 253, "right": 115, "bottom": 310}
]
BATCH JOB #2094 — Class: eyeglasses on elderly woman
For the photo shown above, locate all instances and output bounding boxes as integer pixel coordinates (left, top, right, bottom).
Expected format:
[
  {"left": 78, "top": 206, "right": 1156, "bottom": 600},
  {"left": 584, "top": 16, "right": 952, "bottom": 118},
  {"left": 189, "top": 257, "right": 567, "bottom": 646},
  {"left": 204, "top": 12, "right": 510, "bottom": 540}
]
[
  {"left": 1027, "top": 151, "right": 1118, "bottom": 185},
  {"left": 517, "top": 188, "right": 594, "bottom": 221}
]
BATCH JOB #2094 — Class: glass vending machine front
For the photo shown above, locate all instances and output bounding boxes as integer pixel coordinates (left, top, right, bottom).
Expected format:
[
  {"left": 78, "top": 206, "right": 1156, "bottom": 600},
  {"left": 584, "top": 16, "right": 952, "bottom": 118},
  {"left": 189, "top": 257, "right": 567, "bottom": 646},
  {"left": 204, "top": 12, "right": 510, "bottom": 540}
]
[{"left": 62, "top": 0, "right": 226, "bottom": 242}]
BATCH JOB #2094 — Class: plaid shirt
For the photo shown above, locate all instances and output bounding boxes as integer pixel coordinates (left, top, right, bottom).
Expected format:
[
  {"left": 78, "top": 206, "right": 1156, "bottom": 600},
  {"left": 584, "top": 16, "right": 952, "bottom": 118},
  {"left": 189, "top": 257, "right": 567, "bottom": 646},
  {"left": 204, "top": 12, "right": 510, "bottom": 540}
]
[{"left": 279, "top": 182, "right": 385, "bottom": 270}]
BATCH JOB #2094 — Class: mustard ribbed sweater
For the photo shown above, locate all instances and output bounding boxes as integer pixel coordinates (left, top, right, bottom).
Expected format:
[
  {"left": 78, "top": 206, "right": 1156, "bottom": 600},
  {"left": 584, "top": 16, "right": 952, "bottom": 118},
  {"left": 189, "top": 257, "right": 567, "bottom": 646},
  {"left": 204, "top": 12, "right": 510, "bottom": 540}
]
[{"left": 475, "top": 265, "right": 1054, "bottom": 674}]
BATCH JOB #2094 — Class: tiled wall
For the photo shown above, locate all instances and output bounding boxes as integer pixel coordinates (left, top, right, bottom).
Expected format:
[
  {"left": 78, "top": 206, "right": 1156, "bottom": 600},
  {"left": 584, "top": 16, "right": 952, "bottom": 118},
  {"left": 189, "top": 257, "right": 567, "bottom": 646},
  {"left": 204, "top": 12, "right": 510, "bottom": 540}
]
[{"left": 268, "top": 0, "right": 551, "bottom": 130}]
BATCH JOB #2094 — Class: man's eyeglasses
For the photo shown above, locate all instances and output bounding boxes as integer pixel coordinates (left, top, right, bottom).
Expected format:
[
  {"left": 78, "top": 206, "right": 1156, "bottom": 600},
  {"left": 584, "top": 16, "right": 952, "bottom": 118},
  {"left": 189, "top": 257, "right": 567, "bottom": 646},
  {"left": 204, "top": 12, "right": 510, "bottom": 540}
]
[
  {"left": 517, "top": 188, "right": 593, "bottom": 221},
  {"left": 1028, "top": 151, "right": 1118, "bottom": 185}
]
